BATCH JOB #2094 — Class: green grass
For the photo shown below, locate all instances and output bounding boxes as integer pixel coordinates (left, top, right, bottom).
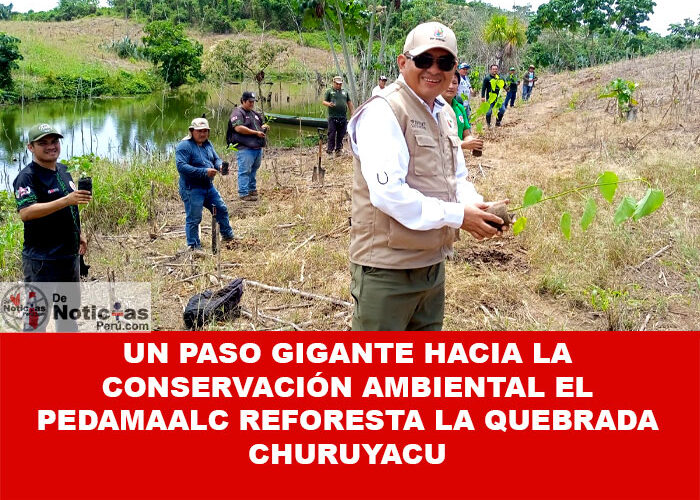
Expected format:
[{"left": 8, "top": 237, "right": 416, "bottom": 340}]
[
  {"left": 0, "top": 191, "right": 23, "bottom": 281},
  {"left": 270, "top": 30, "right": 338, "bottom": 52},
  {"left": 1, "top": 22, "right": 163, "bottom": 103},
  {"left": 64, "top": 155, "right": 179, "bottom": 230},
  {"left": 12, "top": 38, "right": 161, "bottom": 101}
]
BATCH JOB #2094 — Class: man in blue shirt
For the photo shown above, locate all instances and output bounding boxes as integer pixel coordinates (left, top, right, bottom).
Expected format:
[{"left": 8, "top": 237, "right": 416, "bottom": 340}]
[
  {"left": 175, "top": 118, "right": 234, "bottom": 250},
  {"left": 456, "top": 63, "right": 472, "bottom": 117}
]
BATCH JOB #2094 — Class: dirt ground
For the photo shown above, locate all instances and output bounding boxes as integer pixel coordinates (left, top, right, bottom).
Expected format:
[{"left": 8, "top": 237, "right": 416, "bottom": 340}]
[{"left": 85, "top": 48, "right": 700, "bottom": 331}]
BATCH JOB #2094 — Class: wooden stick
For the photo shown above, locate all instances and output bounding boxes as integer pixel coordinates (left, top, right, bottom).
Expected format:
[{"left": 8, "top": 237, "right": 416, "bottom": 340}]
[
  {"left": 153, "top": 262, "right": 199, "bottom": 267},
  {"left": 479, "top": 303, "right": 494, "bottom": 319},
  {"left": 639, "top": 313, "right": 652, "bottom": 331},
  {"left": 319, "top": 222, "right": 347, "bottom": 239},
  {"left": 212, "top": 206, "right": 218, "bottom": 256},
  {"left": 236, "top": 278, "right": 353, "bottom": 308},
  {"left": 242, "top": 307, "right": 304, "bottom": 331},
  {"left": 176, "top": 273, "right": 206, "bottom": 284},
  {"left": 636, "top": 244, "right": 672, "bottom": 270},
  {"left": 148, "top": 180, "right": 154, "bottom": 222},
  {"left": 289, "top": 233, "right": 316, "bottom": 254},
  {"left": 264, "top": 303, "right": 314, "bottom": 312}
]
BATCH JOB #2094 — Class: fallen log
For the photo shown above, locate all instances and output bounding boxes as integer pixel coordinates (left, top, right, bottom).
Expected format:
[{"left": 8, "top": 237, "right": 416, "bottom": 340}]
[{"left": 230, "top": 278, "right": 352, "bottom": 308}]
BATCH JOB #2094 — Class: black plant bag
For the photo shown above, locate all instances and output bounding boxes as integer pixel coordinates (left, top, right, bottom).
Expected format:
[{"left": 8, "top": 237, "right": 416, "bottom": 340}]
[{"left": 183, "top": 278, "right": 244, "bottom": 330}]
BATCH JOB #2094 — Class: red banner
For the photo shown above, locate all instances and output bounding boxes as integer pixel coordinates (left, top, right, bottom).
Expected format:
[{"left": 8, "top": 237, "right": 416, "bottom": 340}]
[{"left": 1, "top": 332, "right": 698, "bottom": 499}]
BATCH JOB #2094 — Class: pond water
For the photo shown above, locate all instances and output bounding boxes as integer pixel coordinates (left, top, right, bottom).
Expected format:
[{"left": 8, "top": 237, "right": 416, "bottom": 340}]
[{"left": 0, "top": 80, "right": 328, "bottom": 190}]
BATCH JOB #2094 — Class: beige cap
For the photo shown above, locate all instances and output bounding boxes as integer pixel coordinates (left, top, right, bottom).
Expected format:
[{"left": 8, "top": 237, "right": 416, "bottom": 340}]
[
  {"left": 189, "top": 117, "right": 210, "bottom": 130},
  {"left": 332, "top": 76, "right": 343, "bottom": 83},
  {"left": 403, "top": 22, "right": 457, "bottom": 59}
]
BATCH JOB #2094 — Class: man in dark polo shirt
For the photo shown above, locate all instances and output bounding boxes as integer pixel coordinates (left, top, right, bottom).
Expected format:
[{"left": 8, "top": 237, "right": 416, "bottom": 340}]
[
  {"left": 227, "top": 91, "right": 269, "bottom": 202},
  {"left": 13, "top": 123, "right": 91, "bottom": 331}
]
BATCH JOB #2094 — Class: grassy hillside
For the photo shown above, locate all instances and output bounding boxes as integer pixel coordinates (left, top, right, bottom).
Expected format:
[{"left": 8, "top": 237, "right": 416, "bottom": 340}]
[
  {"left": 453, "top": 49, "right": 700, "bottom": 330},
  {"left": 0, "top": 17, "right": 160, "bottom": 101},
  {"left": 0, "top": 17, "right": 336, "bottom": 103}
]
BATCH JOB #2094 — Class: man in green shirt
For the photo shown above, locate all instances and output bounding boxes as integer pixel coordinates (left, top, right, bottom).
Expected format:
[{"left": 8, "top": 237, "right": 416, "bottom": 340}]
[
  {"left": 322, "top": 76, "right": 354, "bottom": 156},
  {"left": 504, "top": 67, "right": 520, "bottom": 108}
]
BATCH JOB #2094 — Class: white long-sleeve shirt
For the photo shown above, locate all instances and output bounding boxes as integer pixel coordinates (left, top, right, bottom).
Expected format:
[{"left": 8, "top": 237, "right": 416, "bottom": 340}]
[
  {"left": 348, "top": 76, "right": 483, "bottom": 231},
  {"left": 458, "top": 74, "right": 471, "bottom": 98},
  {"left": 371, "top": 85, "right": 386, "bottom": 97}
]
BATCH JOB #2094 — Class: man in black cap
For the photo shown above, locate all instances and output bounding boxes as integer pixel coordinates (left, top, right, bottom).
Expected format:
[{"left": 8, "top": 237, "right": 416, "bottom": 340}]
[
  {"left": 227, "top": 91, "right": 269, "bottom": 201},
  {"left": 13, "top": 123, "right": 91, "bottom": 331},
  {"left": 371, "top": 75, "right": 388, "bottom": 97}
]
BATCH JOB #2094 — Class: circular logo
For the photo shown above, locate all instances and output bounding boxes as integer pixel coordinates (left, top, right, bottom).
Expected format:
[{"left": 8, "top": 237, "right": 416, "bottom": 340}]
[{"left": 1, "top": 284, "right": 50, "bottom": 331}]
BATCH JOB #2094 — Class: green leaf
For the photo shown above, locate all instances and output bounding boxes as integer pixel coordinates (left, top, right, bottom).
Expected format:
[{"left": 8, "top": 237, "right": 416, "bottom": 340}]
[
  {"left": 597, "top": 171, "right": 618, "bottom": 203},
  {"left": 513, "top": 216, "right": 527, "bottom": 236},
  {"left": 598, "top": 91, "right": 617, "bottom": 99},
  {"left": 633, "top": 188, "right": 664, "bottom": 221},
  {"left": 488, "top": 93, "right": 497, "bottom": 103},
  {"left": 560, "top": 212, "right": 571, "bottom": 240},
  {"left": 580, "top": 198, "right": 597, "bottom": 231},
  {"left": 522, "top": 186, "right": 543, "bottom": 208},
  {"left": 476, "top": 101, "right": 491, "bottom": 115},
  {"left": 614, "top": 196, "right": 637, "bottom": 224}
]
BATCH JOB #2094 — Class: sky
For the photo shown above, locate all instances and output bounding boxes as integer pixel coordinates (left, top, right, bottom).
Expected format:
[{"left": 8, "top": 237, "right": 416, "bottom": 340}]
[{"left": 7, "top": 0, "right": 700, "bottom": 35}]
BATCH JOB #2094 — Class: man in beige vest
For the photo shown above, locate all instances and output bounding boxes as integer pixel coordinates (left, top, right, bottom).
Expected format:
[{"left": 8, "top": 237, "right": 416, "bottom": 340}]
[{"left": 347, "top": 22, "right": 507, "bottom": 331}]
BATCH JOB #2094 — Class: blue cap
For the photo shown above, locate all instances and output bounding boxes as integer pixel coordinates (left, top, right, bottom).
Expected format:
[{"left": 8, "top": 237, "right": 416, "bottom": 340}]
[{"left": 458, "top": 63, "right": 470, "bottom": 69}]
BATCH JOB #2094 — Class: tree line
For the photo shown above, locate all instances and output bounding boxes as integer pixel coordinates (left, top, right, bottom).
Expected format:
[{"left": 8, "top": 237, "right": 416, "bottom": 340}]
[{"left": 1, "top": 0, "right": 699, "bottom": 98}]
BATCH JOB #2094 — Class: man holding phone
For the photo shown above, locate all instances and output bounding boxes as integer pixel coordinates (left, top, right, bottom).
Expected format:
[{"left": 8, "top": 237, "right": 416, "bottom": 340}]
[
  {"left": 176, "top": 117, "right": 234, "bottom": 250},
  {"left": 13, "top": 124, "right": 91, "bottom": 330},
  {"left": 14, "top": 124, "right": 90, "bottom": 283}
]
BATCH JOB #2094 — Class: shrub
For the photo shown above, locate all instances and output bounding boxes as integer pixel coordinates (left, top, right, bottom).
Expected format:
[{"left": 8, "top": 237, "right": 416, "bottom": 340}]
[
  {"left": 65, "top": 155, "right": 179, "bottom": 230},
  {"left": 0, "top": 32, "right": 23, "bottom": 90},
  {"left": 105, "top": 35, "right": 144, "bottom": 60},
  {"left": 598, "top": 78, "right": 638, "bottom": 119},
  {"left": 142, "top": 21, "right": 203, "bottom": 88}
]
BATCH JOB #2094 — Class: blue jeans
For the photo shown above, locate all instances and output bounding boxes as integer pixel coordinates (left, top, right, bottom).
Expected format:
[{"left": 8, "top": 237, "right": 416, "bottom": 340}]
[
  {"left": 523, "top": 85, "right": 533, "bottom": 100},
  {"left": 505, "top": 90, "right": 517, "bottom": 107},
  {"left": 179, "top": 179, "right": 234, "bottom": 248},
  {"left": 236, "top": 148, "right": 263, "bottom": 197},
  {"left": 485, "top": 99, "right": 507, "bottom": 125}
]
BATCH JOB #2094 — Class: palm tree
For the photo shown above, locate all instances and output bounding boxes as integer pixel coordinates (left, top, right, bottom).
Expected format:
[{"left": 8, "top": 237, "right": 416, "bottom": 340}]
[{"left": 483, "top": 14, "right": 526, "bottom": 69}]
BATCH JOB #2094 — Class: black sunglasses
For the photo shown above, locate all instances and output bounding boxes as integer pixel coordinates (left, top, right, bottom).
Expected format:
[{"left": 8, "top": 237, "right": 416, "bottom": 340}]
[{"left": 405, "top": 53, "right": 456, "bottom": 71}]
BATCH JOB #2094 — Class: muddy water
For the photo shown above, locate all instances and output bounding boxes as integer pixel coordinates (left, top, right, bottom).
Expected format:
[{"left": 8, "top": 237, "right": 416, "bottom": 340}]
[{"left": 0, "top": 80, "right": 329, "bottom": 189}]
